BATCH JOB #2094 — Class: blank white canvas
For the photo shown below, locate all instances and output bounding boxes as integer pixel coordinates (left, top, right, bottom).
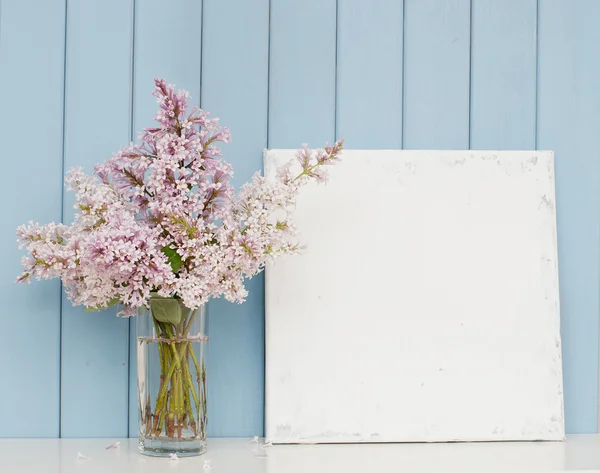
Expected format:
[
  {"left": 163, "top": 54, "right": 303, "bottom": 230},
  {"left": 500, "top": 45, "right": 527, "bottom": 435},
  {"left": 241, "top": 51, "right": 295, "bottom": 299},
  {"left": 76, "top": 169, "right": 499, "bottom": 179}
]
[{"left": 264, "top": 150, "right": 564, "bottom": 444}]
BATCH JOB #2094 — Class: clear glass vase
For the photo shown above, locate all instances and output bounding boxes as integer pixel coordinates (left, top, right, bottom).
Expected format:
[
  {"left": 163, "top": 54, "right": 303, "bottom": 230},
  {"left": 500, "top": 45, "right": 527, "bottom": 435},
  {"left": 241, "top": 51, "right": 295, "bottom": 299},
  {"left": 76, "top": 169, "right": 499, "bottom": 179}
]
[{"left": 136, "top": 296, "right": 207, "bottom": 457}]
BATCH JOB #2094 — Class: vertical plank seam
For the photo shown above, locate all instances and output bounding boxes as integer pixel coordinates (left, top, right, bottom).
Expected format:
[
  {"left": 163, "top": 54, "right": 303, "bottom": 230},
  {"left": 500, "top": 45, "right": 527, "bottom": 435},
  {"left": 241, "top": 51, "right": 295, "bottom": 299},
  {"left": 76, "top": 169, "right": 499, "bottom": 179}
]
[
  {"left": 127, "top": 0, "right": 137, "bottom": 438},
  {"left": 199, "top": 0, "right": 207, "bottom": 434},
  {"left": 129, "top": 0, "right": 136, "bottom": 144},
  {"left": 534, "top": 0, "right": 539, "bottom": 150},
  {"left": 199, "top": 0, "right": 204, "bottom": 108},
  {"left": 468, "top": 0, "right": 473, "bottom": 150},
  {"left": 58, "top": 0, "right": 69, "bottom": 438},
  {"left": 266, "top": 0, "right": 272, "bottom": 149},
  {"left": 263, "top": 0, "right": 272, "bottom": 434},
  {"left": 400, "top": 0, "right": 406, "bottom": 149},
  {"left": 0, "top": 0, "right": 3, "bottom": 49},
  {"left": 334, "top": 0, "right": 339, "bottom": 142}
]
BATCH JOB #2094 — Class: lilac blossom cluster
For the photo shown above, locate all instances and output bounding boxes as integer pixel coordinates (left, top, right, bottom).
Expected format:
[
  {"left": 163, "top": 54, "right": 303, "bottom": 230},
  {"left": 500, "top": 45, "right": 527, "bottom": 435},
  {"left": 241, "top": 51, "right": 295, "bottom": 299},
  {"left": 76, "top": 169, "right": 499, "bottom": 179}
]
[{"left": 17, "top": 79, "right": 344, "bottom": 316}]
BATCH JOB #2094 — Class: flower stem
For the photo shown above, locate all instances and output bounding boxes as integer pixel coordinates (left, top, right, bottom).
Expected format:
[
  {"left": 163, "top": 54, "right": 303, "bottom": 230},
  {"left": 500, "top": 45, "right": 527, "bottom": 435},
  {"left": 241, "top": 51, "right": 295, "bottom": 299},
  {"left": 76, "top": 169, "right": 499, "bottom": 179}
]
[
  {"left": 182, "top": 309, "right": 198, "bottom": 336},
  {"left": 144, "top": 308, "right": 203, "bottom": 440},
  {"left": 163, "top": 324, "right": 186, "bottom": 437},
  {"left": 190, "top": 343, "right": 201, "bottom": 380},
  {"left": 200, "top": 360, "right": 207, "bottom": 438},
  {"left": 153, "top": 345, "right": 177, "bottom": 434},
  {"left": 182, "top": 345, "right": 199, "bottom": 412}
]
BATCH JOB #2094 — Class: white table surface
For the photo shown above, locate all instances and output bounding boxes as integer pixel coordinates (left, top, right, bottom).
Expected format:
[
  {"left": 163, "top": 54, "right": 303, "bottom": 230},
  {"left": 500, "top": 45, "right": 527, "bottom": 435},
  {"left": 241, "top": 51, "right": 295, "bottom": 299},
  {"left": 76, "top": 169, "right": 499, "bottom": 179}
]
[{"left": 2, "top": 435, "right": 600, "bottom": 473}]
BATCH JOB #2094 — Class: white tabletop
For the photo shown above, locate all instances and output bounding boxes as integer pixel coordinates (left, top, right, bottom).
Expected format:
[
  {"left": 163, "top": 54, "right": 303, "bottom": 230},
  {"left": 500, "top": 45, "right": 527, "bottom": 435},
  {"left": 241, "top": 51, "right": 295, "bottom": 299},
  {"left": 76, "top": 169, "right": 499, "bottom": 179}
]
[{"left": 1, "top": 435, "right": 600, "bottom": 473}]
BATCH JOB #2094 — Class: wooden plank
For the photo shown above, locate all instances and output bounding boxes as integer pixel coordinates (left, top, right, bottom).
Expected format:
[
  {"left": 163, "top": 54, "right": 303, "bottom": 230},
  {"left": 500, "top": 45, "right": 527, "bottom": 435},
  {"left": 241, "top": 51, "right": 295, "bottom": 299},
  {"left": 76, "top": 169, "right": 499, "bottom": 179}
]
[
  {"left": 470, "top": 0, "right": 537, "bottom": 150},
  {"left": 128, "top": 0, "right": 203, "bottom": 438},
  {"left": 0, "top": 0, "right": 66, "bottom": 437},
  {"left": 269, "top": 0, "right": 337, "bottom": 148},
  {"left": 60, "top": 0, "right": 134, "bottom": 437},
  {"left": 537, "top": 0, "right": 600, "bottom": 434},
  {"left": 201, "top": 0, "right": 269, "bottom": 437},
  {"left": 336, "top": 0, "right": 403, "bottom": 148},
  {"left": 130, "top": 0, "right": 203, "bottom": 133},
  {"left": 403, "top": 0, "right": 470, "bottom": 149}
]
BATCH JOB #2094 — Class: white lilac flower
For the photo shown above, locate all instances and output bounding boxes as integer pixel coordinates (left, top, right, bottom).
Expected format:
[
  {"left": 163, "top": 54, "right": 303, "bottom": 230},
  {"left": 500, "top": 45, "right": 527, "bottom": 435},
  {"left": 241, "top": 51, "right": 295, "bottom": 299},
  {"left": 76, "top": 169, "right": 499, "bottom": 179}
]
[{"left": 16, "top": 78, "right": 344, "bottom": 315}]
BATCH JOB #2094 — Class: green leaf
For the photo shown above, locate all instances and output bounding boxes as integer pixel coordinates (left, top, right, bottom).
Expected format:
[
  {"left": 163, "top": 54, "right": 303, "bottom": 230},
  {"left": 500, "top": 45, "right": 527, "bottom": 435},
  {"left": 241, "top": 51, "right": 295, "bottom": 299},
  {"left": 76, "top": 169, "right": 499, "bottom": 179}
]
[
  {"left": 150, "top": 298, "right": 182, "bottom": 325},
  {"left": 83, "top": 297, "right": 120, "bottom": 312},
  {"left": 161, "top": 244, "right": 184, "bottom": 272}
]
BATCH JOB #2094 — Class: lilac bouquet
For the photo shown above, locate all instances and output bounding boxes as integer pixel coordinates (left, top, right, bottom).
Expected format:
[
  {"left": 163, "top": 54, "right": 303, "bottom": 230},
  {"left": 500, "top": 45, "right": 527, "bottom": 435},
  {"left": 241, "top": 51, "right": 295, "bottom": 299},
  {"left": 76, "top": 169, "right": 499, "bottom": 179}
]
[
  {"left": 17, "top": 79, "right": 344, "bottom": 316},
  {"left": 16, "top": 79, "right": 343, "bottom": 450}
]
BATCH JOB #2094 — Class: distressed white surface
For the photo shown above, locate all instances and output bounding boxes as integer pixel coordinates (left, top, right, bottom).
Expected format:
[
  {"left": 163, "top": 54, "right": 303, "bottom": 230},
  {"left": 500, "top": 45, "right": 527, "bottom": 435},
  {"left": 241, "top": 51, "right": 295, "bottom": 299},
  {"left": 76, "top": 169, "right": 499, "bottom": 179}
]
[
  {"left": 3, "top": 436, "right": 600, "bottom": 473},
  {"left": 264, "top": 150, "right": 564, "bottom": 444}
]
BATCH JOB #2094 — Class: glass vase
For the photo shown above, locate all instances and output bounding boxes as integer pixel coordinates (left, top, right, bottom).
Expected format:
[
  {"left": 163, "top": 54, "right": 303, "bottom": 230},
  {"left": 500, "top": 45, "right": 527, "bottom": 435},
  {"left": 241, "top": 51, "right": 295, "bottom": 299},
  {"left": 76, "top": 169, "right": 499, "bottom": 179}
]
[{"left": 136, "top": 296, "right": 207, "bottom": 457}]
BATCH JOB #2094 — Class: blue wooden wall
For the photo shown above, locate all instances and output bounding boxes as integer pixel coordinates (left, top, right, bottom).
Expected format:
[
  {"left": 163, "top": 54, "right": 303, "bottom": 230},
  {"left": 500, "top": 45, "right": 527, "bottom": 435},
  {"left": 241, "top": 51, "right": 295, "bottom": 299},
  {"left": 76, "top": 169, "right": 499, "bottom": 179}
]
[{"left": 1, "top": 0, "right": 599, "bottom": 437}]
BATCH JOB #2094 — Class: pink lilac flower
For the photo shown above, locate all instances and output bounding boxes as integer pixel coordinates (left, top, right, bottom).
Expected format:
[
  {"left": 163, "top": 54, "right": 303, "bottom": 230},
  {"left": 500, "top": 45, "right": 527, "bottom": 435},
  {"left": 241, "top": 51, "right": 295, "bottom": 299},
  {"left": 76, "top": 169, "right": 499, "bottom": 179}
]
[{"left": 16, "top": 78, "right": 344, "bottom": 315}]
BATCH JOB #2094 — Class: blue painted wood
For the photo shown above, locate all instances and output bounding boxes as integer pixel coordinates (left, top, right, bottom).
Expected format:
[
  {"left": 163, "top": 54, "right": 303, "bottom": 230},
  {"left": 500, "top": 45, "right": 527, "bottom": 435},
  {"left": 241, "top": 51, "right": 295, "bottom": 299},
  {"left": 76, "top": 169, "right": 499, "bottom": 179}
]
[
  {"left": 3, "top": 0, "right": 600, "bottom": 437},
  {"left": 130, "top": 0, "right": 203, "bottom": 134},
  {"left": 470, "top": 0, "right": 537, "bottom": 150},
  {"left": 0, "top": 0, "right": 65, "bottom": 438},
  {"left": 128, "top": 0, "right": 203, "bottom": 438},
  {"left": 201, "top": 0, "right": 269, "bottom": 437},
  {"left": 537, "top": 0, "right": 600, "bottom": 434},
  {"left": 403, "top": 0, "right": 470, "bottom": 149},
  {"left": 60, "top": 0, "right": 134, "bottom": 437},
  {"left": 269, "top": 0, "right": 337, "bottom": 148},
  {"left": 336, "top": 0, "right": 404, "bottom": 148}
]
